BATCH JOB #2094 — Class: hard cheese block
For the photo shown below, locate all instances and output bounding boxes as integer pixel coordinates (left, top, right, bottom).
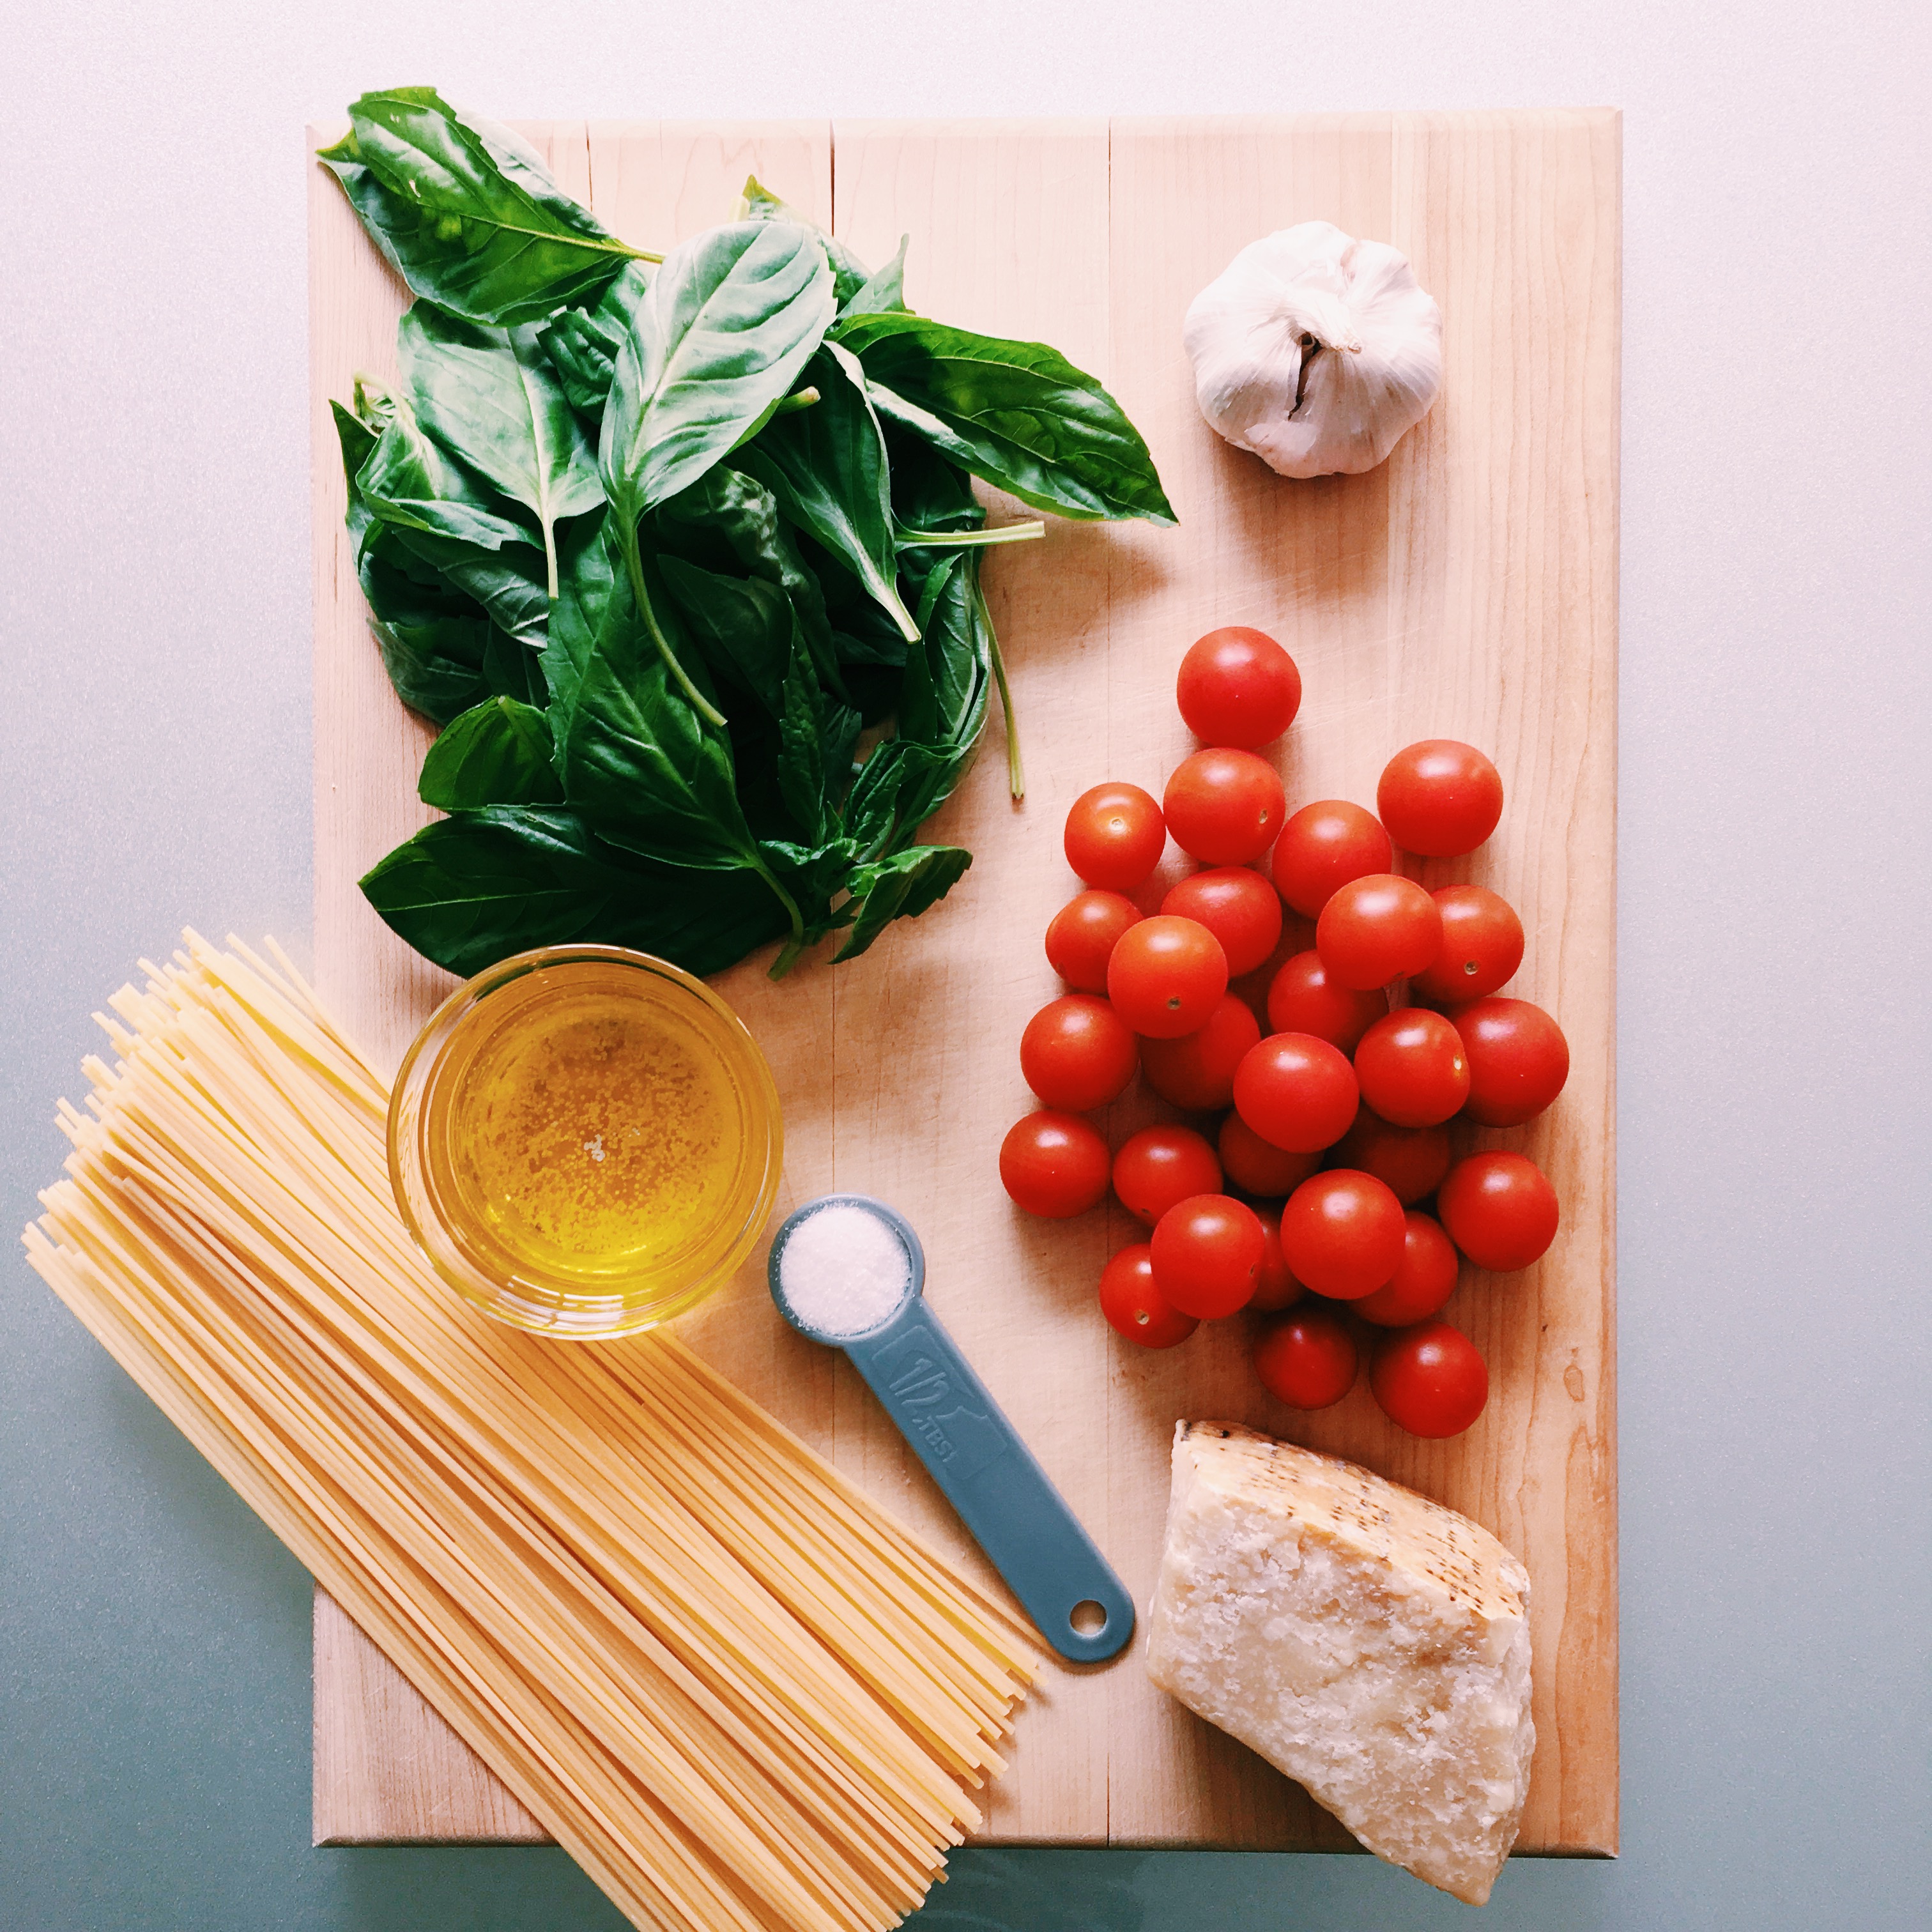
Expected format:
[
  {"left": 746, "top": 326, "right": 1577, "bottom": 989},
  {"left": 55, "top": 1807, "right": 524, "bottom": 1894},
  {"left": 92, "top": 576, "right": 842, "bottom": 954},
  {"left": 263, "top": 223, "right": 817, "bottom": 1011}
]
[{"left": 1146, "top": 1422, "right": 1534, "bottom": 1906}]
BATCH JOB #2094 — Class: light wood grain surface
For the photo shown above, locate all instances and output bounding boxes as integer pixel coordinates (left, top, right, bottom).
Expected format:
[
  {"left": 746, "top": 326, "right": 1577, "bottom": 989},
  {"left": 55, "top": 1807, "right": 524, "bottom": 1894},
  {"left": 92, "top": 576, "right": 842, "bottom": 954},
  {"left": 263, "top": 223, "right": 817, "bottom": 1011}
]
[{"left": 307, "top": 111, "right": 1618, "bottom": 1855}]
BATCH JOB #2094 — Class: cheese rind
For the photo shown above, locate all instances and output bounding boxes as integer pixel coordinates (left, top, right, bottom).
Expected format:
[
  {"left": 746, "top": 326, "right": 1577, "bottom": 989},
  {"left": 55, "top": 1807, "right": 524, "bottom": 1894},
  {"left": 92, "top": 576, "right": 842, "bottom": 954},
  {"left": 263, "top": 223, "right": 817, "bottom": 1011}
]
[{"left": 1146, "top": 1421, "right": 1534, "bottom": 1906}]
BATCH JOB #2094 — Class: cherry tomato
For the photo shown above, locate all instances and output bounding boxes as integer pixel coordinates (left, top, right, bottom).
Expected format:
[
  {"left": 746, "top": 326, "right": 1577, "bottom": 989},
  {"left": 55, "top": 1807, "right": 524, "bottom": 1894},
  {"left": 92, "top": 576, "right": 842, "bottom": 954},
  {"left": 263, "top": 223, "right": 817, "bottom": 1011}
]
[
  {"left": 1176, "top": 627, "right": 1302, "bottom": 747},
  {"left": 999, "top": 1112, "right": 1111, "bottom": 1218},
  {"left": 1161, "top": 868, "right": 1284, "bottom": 977},
  {"left": 1370, "top": 1320, "right": 1489, "bottom": 1438},
  {"left": 1138, "top": 993, "right": 1260, "bottom": 1111},
  {"left": 1377, "top": 740, "right": 1505, "bottom": 858},
  {"left": 1450, "top": 996, "right": 1570, "bottom": 1127},
  {"left": 1278, "top": 1169, "right": 1406, "bottom": 1300},
  {"left": 1218, "top": 1112, "right": 1322, "bottom": 1198},
  {"left": 1271, "top": 801, "right": 1393, "bottom": 917},
  {"left": 1113, "top": 1125, "right": 1223, "bottom": 1226},
  {"left": 1019, "top": 995, "right": 1138, "bottom": 1112},
  {"left": 1247, "top": 1206, "right": 1305, "bottom": 1311},
  {"left": 1315, "top": 873, "right": 1443, "bottom": 990},
  {"left": 1328, "top": 1107, "right": 1452, "bottom": 1206},
  {"left": 1265, "top": 950, "right": 1388, "bottom": 1053},
  {"left": 1150, "top": 1193, "right": 1265, "bottom": 1319},
  {"left": 1437, "top": 1151, "right": 1560, "bottom": 1271},
  {"left": 1232, "top": 1032, "right": 1359, "bottom": 1153},
  {"left": 1162, "top": 749, "right": 1287, "bottom": 866},
  {"left": 1409, "top": 885, "right": 1524, "bottom": 1003},
  {"left": 1107, "top": 915, "right": 1229, "bottom": 1039},
  {"left": 1098, "top": 1243, "right": 1199, "bottom": 1349},
  {"left": 1045, "top": 889, "right": 1143, "bottom": 992},
  {"left": 1254, "top": 1304, "right": 1358, "bottom": 1408},
  {"left": 1352, "top": 1008, "right": 1470, "bottom": 1128},
  {"left": 1064, "top": 781, "right": 1165, "bottom": 891},
  {"left": 1355, "top": 1211, "right": 1460, "bottom": 1326}
]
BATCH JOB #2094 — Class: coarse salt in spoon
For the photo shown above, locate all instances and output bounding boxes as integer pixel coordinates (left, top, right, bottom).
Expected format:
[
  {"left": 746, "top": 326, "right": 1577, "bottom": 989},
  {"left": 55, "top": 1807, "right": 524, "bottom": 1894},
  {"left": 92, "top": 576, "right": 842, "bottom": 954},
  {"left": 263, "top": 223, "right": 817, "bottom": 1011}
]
[{"left": 768, "top": 1195, "right": 1134, "bottom": 1664}]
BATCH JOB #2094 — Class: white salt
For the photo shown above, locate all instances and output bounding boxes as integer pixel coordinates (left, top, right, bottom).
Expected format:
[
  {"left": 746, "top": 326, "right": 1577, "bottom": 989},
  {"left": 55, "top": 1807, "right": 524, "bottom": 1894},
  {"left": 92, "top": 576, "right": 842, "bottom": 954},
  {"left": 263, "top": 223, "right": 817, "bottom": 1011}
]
[{"left": 777, "top": 1202, "right": 912, "bottom": 1340}]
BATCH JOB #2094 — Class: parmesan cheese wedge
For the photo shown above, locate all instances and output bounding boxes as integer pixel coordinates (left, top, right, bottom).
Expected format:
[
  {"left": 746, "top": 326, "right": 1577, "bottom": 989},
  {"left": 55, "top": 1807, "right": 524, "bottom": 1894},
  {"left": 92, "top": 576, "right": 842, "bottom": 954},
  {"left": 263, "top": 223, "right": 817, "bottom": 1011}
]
[{"left": 1146, "top": 1421, "right": 1534, "bottom": 1906}]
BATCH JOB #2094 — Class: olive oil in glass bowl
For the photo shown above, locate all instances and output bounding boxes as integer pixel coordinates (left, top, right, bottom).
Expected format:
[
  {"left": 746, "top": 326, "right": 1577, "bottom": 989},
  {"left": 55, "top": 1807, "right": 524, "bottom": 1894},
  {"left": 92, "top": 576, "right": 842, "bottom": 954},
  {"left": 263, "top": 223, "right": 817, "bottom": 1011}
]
[{"left": 388, "top": 946, "right": 783, "bottom": 1338}]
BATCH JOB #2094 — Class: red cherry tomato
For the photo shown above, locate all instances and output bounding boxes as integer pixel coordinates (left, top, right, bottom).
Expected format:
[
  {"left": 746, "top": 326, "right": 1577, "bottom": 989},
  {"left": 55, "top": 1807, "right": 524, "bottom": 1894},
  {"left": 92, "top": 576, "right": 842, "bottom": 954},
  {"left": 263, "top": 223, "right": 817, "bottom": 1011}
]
[
  {"left": 1253, "top": 1306, "right": 1358, "bottom": 1409},
  {"left": 1162, "top": 749, "right": 1287, "bottom": 866},
  {"left": 1315, "top": 873, "right": 1443, "bottom": 990},
  {"left": 1355, "top": 1211, "right": 1460, "bottom": 1326},
  {"left": 1265, "top": 950, "right": 1388, "bottom": 1053},
  {"left": 1176, "top": 627, "right": 1302, "bottom": 748},
  {"left": 1018, "top": 995, "right": 1138, "bottom": 1112},
  {"left": 999, "top": 1112, "right": 1110, "bottom": 1218},
  {"left": 1247, "top": 1206, "right": 1305, "bottom": 1311},
  {"left": 1271, "top": 801, "right": 1393, "bottom": 917},
  {"left": 1352, "top": 1008, "right": 1470, "bottom": 1128},
  {"left": 1409, "top": 885, "right": 1524, "bottom": 1004},
  {"left": 1045, "top": 889, "right": 1143, "bottom": 992},
  {"left": 1377, "top": 740, "right": 1505, "bottom": 858},
  {"left": 1328, "top": 1107, "right": 1453, "bottom": 1206},
  {"left": 1370, "top": 1320, "right": 1489, "bottom": 1438},
  {"left": 1218, "top": 1112, "right": 1322, "bottom": 1198},
  {"left": 1107, "top": 915, "right": 1229, "bottom": 1039},
  {"left": 1278, "top": 1169, "right": 1406, "bottom": 1300},
  {"left": 1161, "top": 868, "right": 1284, "bottom": 977},
  {"left": 1098, "top": 1243, "right": 1199, "bottom": 1349},
  {"left": 1450, "top": 996, "right": 1570, "bottom": 1127},
  {"left": 1232, "top": 1032, "right": 1360, "bottom": 1153},
  {"left": 1437, "top": 1151, "right": 1560, "bottom": 1271},
  {"left": 1064, "top": 782, "right": 1165, "bottom": 891},
  {"left": 1138, "top": 993, "right": 1260, "bottom": 1111},
  {"left": 1150, "top": 1193, "right": 1265, "bottom": 1319},
  {"left": 1112, "top": 1125, "right": 1223, "bottom": 1226}
]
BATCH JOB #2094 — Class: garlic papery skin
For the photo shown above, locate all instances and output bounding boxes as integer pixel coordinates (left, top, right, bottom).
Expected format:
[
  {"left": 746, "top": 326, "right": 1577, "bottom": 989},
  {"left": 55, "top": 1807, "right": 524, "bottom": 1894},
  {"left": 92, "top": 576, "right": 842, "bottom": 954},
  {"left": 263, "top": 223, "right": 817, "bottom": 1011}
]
[{"left": 1183, "top": 220, "right": 1443, "bottom": 479}]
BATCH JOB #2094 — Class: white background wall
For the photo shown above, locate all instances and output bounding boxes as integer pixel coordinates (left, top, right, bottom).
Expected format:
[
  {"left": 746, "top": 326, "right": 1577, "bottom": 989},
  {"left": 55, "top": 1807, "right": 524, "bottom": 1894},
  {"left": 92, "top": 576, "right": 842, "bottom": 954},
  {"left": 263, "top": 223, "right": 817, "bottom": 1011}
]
[{"left": 2, "top": 4, "right": 1927, "bottom": 1927}]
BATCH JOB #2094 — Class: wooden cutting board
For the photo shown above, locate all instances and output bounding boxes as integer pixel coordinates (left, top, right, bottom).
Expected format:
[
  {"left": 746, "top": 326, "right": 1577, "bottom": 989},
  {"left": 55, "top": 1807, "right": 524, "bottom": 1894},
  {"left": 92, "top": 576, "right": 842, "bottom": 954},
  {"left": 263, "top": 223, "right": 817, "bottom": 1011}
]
[{"left": 307, "top": 111, "right": 1619, "bottom": 1856}]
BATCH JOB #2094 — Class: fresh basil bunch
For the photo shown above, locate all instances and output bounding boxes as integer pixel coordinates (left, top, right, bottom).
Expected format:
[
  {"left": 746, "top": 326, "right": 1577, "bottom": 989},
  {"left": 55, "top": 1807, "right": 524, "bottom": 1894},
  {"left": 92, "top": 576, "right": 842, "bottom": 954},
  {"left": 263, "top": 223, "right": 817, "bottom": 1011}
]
[{"left": 323, "top": 88, "right": 1174, "bottom": 981}]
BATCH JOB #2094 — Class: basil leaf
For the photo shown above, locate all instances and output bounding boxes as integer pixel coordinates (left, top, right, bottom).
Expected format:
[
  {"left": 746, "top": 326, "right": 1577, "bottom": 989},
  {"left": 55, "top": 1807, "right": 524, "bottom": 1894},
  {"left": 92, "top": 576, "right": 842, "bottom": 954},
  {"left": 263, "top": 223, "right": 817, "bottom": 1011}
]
[
  {"left": 367, "top": 616, "right": 489, "bottom": 724},
  {"left": 736, "top": 342, "right": 919, "bottom": 643},
  {"left": 540, "top": 309, "right": 622, "bottom": 416},
  {"left": 739, "top": 175, "right": 874, "bottom": 308},
  {"left": 886, "top": 423, "right": 985, "bottom": 534},
  {"left": 418, "top": 697, "right": 563, "bottom": 809},
  {"left": 839, "top": 237, "right": 909, "bottom": 320},
  {"left": 351, "top": 374, "right": 398, "bottom": 436},
  {"left": 776, "top": 620, "right": 827, "bottom": 843},
  {"left": 657, "top": 555, "right": 790, "bottom": 714},
  {"left": 654, "top": 466, "right": 840, "bottom": 694},
  {"left": 399, "top": 304, "right": 605, "bottom": 597},
  {"left": 392, "top": 526, "right": 550, "bottom": 647},
  {"left": 480, "top": 625, "right": 547, "bottom": 707},
  {"left": 545, "top": 526, "right": 760, "bottom": 873},
  {"left": 340, "top": 399, "right": 548, "bottom": 719},
  {"left": 318, "top": 88, "right": 650, "bottom": 325},
  {"left": 598, "top": 221, "right": 836, "bottom": 524},
  {"left": 359, "top": 394, "right": 536, "bottom": 553},
  {"left": 536, "top": 263, "right": 648, "bottom": 415},
  {"left": 834, "top": 313, "right": 1175, "bottom": 525},
  {"left": 833, "top": 844, "right": 972, "bottom": 962},
  {"left": 359, "top": 806, "right": 790, "bottom": 980}
]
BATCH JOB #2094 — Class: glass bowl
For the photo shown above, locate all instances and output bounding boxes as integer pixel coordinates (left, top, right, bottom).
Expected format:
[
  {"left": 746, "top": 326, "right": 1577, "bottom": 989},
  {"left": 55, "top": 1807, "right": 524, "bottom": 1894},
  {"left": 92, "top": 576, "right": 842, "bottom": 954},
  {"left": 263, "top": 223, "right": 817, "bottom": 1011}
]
[{"left": 388, "top": 945, "right": 783, "bottom": 1339}]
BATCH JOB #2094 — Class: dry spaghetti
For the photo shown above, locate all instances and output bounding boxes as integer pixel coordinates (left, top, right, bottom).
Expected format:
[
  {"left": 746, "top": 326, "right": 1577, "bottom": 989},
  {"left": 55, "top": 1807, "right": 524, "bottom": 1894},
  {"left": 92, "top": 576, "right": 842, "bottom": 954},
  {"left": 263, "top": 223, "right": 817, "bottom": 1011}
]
[{"left": 23, "top": 933, "right": 1038, "bottom": 1932}]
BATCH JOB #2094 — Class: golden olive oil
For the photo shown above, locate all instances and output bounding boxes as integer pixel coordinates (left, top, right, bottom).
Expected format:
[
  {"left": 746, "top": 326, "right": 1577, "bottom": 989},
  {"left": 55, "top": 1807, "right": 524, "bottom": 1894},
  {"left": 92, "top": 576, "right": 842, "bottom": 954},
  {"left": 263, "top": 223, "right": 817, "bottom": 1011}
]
[{"left": 422, "top": 958, "right": 763, "bottom": 1297}]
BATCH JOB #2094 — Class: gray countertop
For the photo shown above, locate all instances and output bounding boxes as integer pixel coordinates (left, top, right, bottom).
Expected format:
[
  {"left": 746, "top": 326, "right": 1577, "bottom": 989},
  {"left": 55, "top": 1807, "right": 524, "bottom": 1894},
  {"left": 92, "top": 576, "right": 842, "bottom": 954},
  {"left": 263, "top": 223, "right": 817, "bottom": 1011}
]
[{"left": 3, "top": 4, "right": 1927, "bottom": 1928}]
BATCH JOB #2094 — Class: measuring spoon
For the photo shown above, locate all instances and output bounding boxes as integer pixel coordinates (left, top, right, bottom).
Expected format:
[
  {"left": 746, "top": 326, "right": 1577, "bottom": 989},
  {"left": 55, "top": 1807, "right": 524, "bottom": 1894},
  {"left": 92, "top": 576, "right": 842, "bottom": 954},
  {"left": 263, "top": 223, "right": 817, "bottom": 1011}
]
[{"left": 767, "top": 1194, "right": 1134, "bottom": 1664}]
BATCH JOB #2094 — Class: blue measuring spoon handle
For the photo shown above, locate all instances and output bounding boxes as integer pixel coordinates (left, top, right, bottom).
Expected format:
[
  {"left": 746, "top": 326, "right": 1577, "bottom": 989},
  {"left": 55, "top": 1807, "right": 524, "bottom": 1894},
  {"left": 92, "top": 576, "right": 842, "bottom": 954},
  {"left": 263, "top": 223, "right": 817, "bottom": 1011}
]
[{"left": 843, "top": 1300, "right": 1135, "bottom": 1663}]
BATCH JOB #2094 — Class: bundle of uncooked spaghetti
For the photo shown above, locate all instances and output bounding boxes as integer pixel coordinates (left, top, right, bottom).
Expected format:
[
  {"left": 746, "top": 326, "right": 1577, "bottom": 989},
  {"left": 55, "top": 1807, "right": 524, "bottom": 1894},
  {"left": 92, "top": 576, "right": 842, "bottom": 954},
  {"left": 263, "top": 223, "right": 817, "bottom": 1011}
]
[{"left": 23, "top": 933, "right": 1036, "bottom": 1932}]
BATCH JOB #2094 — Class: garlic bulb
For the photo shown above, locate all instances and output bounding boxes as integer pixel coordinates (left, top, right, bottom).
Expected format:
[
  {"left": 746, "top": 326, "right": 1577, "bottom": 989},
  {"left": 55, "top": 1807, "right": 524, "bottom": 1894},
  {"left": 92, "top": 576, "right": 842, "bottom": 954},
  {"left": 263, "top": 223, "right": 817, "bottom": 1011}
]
[{"left": 1183, "top": 220, "right": 1443, "bottom": 479}]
